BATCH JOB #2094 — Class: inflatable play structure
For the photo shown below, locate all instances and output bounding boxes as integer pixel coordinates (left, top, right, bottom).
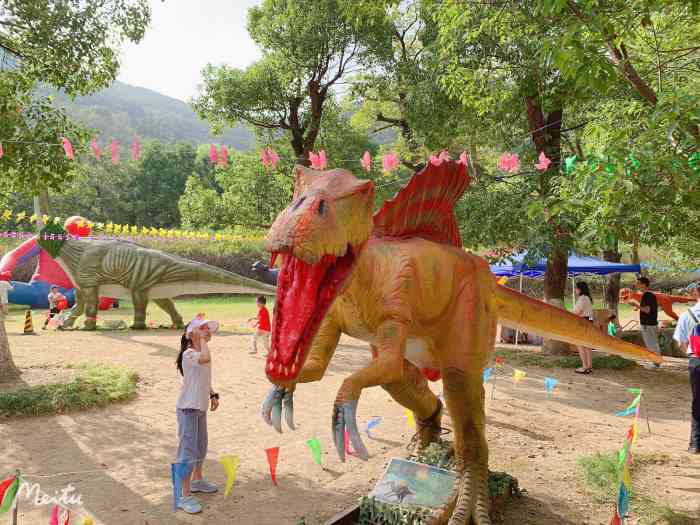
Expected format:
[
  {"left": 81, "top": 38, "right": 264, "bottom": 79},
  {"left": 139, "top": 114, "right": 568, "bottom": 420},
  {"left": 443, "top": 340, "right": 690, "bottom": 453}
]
[
  {"left": 37, "top": 222, "right": 275, "bottom": 330},
  {"left": 0, "top": 216, "right": 114, "bottom": 310},
  {"left": 259, "top": 161, "right": 662, "bottom": 525}
]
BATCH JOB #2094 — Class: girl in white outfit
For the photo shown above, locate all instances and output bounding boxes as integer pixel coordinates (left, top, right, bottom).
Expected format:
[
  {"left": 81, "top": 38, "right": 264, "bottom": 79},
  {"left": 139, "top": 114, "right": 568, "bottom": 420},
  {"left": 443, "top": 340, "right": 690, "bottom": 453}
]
[{"left": 573, "top": 281, "right": 595, "bottom": 374}]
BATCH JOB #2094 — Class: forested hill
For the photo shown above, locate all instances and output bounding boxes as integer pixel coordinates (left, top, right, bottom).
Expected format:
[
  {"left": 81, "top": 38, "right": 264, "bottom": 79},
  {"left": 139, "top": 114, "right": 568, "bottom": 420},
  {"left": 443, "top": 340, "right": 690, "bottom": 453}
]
[{"left": 44, "top": 81, "right": 255, "bottom": 149}]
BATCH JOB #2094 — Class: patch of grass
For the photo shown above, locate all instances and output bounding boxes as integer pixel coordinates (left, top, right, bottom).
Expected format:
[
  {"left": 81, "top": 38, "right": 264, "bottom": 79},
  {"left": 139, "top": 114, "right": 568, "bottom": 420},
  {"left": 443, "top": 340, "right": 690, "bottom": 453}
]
[
  {"left": 494, "top": 348, "right": 635, "bottom": 370},
  {"left": 0, "top": 363, "right": 138, "bottom": 417},
  {"left": 577, "top": 451, "right": 620, "bottom": 501}
]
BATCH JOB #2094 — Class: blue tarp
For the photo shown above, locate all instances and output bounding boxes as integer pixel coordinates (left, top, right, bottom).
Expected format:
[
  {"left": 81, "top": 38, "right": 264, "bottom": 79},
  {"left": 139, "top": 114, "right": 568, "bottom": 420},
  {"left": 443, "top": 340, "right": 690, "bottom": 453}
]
[{"left": 490, "top": 252, "right": 641, "bottom": 278}]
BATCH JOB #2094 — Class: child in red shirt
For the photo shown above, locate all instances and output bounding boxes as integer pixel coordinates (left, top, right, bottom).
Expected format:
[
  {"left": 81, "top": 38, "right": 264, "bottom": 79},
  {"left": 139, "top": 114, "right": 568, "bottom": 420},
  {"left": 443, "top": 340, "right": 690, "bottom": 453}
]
[{"left": 249, "top": 296, "right": 271, "bottom": 356}]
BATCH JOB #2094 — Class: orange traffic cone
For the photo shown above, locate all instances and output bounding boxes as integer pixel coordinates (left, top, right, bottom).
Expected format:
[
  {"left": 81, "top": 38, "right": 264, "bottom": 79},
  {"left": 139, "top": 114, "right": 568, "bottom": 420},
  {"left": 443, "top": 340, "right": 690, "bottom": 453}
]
[{"left": 22, "top": 310, "right": 35, "bottom": 335}]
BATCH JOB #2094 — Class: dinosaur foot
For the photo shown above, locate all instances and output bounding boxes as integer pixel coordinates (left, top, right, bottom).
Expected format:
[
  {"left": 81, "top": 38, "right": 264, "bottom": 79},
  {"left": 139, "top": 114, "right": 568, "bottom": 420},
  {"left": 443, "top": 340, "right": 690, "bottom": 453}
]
[
  {"left": 332, "top": 400, "right": 369, "bottom": 462},
  {"left": 415, "top": 398, "right": 444, "bottom": 450},
  {"left": 130, "top": 323, "right": 147, "bottom": 330},
  {"left": 261, "top": 385, "right": 295, "bottom": 433},
  {"left": 429, "top": 464, "right": 491, "bottom": 525}
]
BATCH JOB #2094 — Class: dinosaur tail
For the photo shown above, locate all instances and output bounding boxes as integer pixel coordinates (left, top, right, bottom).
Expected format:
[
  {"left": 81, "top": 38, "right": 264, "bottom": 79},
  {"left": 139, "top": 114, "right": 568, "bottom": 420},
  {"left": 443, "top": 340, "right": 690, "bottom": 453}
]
[{"left": 493, "top": 284, "right": 663, "bottom": 364}]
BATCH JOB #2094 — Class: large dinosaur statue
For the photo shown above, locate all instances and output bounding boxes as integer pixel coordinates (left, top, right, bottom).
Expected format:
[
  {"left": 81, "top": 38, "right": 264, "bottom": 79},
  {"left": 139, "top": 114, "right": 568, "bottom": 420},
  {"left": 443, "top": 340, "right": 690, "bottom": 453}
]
[
  {"left": 260, "top": 161, "right": 662, "bottom": 525},
  {"left": 620, "top": 287, "right": 693, "bottom": 321},
  {"left": 36, "top": 226, "right": 275, "bottom": 330}
]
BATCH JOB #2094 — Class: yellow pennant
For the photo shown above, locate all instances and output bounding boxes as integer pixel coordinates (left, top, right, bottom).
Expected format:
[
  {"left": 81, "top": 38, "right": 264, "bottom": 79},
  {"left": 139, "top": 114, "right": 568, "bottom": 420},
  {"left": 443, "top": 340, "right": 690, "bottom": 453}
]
[
  {"left": 622, "top": 464, "right": 632, "bottom": 490},
  {"left": 220, "top": 455, "right": 241, "bottom": 497},
  {"left": 404, "top": 408, "right": 416, "bottom": 429},
  {"left": 513, "top": 369, "right": 527, "bottom": 384},
  {"left": 82, "top": 518, "right": 94, "bottom": 525}
]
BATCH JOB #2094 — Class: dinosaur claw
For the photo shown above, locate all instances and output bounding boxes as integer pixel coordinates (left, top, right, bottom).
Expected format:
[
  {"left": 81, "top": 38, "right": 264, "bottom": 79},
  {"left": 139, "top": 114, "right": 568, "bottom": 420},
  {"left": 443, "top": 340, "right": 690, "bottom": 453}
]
[
  {"left": 261, "top": 385, "right": 284, "bottom": 429},
  {"left": 332, "top": 404, "right": 346, "bottom": 462},
  {"left": 283, "top": 391, "right": 296, "bottom": 430},
  {"left": 332, "top": 401, "right": 369, "bottom": 462}
]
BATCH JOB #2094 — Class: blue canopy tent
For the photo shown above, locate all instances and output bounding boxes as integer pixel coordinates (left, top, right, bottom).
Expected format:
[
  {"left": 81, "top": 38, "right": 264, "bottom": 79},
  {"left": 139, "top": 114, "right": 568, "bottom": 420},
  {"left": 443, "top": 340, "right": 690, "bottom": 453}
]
[{"left": 490, "top": 252, "right": 641, "bottom": 344}]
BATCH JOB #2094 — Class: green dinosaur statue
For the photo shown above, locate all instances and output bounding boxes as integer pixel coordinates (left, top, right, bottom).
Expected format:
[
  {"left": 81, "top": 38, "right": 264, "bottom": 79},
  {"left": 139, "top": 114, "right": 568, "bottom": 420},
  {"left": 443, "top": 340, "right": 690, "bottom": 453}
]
[
  {"left": 37, "top": 227, "right": 275, "bottom": 330},
  {"left": 260, "top": 161, "right": 662, "bottom": 525}
]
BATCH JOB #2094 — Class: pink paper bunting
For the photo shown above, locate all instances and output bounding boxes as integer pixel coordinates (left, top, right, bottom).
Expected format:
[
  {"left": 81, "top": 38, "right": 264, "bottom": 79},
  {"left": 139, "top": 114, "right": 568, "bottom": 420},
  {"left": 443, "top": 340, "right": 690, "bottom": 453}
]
[
  {"left": 90, "top": 138, "right": 101, "bottom": 160},
  {"left": 498, "top": 152, "right": 519, "bottom": 173},
  {"left": 131, "top": 138, "right": 140, "bottom": 161},
  {"left": 382, "top": 152, "right": 399, "bottom": 173},
  {"left": 49, "top": 505, "right": 59, "bottom": 525},
  {"left": 260, "top": 147, "right": 279, "bottom": 170},
  {"left": 429, "top": 150, "right": 450, "bottom": 166},
  {"left": 110, "top": 140, "right": 120, "bottom": 165},
  {"left": 458, "top": 151, "right": 469, "bottom": 166},
  {"left": 0, "top": 142, "right": 3, "bottom": 159},
  {"left": 360, "top": 151, "right": 372, "bottom": 173},
  {"left": 209, "top": 144, "right": 218, "bottom": 164},
  {"left": 309, "top": 150, "right": 327, "bottom": 170},
  {"left": 219, "top": 145, "right": 229, "bottom": 167},
  {"left": 535, "top": 151, "right": 551, "bottom": 172},
  {"left": 61, "top": 137, "right": 74, "bottom": 160}
]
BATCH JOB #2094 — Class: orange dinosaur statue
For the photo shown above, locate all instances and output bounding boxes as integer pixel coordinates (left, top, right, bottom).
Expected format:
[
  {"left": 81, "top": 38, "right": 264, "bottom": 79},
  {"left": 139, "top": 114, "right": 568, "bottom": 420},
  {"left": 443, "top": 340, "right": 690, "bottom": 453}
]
[
  {"left": 261, "top": 161, "right": 661, "bottom": 525},
  {"left": 620, "top": 288, "right": 692, "bottom": 321}
]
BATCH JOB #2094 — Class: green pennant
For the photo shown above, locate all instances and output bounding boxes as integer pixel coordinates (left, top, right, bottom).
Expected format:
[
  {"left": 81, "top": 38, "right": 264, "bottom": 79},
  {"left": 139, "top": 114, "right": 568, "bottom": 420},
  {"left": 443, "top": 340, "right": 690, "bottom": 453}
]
[
  {"left": 564, "top": 155, "right": 577, "bottom": 173},
  {"left": 627, "top": 387, "right": 642, "bottom": 395},
  {"left": 618, "top": 442, "right": 630, "bottom": 468},
  {"left": 307, "top": 438, "right": 322, "bottom": 466},
  {"left": 35, "top": 222, "right": 67, "bottom": 259},
  {"left": 0, "top": 475, "right": 20, "bottom": 514},
  {"left": 689, "top": 152, "right": 700, "bottom": 172}
]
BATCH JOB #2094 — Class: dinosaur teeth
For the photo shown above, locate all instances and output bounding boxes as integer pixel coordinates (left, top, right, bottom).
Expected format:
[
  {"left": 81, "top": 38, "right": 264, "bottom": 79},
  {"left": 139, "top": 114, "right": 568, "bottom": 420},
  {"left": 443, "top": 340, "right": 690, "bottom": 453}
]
[
  {"left": 266, "top": 361, "right": 273, "bottom": 371},
  {"left": 291, "top": 363, "right": 297, "bottom": 375},
  {"left": 277, "top": 363, "right": 283, "bottom": 374},
  {"left": 283, "top": 366, "right": 289, "bottom": 376}
]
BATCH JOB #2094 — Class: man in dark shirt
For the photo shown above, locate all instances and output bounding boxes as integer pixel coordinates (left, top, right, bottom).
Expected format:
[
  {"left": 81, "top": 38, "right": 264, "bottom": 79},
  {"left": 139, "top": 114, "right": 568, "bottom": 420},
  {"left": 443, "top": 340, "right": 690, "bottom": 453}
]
[{"left": 632, "top": 277, "right": 661, "bottom": 368}]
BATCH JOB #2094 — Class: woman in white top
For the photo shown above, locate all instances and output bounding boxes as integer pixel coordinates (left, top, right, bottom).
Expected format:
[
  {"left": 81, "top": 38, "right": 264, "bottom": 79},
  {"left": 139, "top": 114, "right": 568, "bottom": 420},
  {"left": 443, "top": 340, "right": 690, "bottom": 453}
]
[{"left": 573, "top": 281, "right": 595, "bottom": 374}]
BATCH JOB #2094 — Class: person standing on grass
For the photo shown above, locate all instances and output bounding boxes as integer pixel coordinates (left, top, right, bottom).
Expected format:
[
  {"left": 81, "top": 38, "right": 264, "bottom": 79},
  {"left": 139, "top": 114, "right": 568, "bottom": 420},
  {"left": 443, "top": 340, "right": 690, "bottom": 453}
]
[
  {"left": 631, "top": 277, "right": 662, "bottom": 368},
  {"left": 573, "top": 281, "right": 595, "bottom": 374},
  {"left": 248, "top": 296, "right": 271, "bottom": 356},
  {"left": 673, "top": 282, "right": 700, "bottom": 454},
  {"left": 175, "top": 317, "right": 220, "bottom": 514}
]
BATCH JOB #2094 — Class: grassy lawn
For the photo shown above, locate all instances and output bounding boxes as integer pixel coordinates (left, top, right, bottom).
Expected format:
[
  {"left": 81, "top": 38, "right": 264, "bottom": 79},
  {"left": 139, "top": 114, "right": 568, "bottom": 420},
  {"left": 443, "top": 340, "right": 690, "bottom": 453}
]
[
  {"left": 494, "top": 347, "right": 635, "bottom": 370},
  {"left": 0, "top": 363, "right": 138, "bottom": 418}
]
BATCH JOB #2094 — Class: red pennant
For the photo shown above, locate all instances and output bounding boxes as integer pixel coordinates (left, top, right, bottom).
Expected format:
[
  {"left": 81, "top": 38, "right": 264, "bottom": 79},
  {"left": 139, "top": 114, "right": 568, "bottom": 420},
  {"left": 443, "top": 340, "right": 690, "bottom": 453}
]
[
  {"left": 61, "top": 137, "right": 74, "bottom": 160},
  {"left": 344, "top": 430, "right": 354, "bottom": 457},
  {"left": 90, "top": 138, "right": 101, "bottom": 160},
  {"left": 609, "top": 510, "right": 621, "bottom": 525},
  {"left": 219, "top": 145, "right": 229, "bottom": 167},
  {"left": 265, "top": 447, "right": 279, "bottom": 486},
  {"left": 209, "top": 144, "right": 218, "bottom": 164},
  {"left": 49, "top": 505, "right": 59, "bottom": 525},
  {"left": 110, "top": 140, "right": 120, "bottom": 165},
  {"left": 0, "top": 476, "right": 15, "bottom": 504},
  {"left": 131, "top": 138, "right": 140, "bottom": 161}
]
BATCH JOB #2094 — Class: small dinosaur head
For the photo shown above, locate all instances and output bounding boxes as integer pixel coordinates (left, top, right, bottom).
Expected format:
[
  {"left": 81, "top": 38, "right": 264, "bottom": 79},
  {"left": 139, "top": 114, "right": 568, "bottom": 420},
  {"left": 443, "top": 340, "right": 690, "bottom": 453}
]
[
  {"left": 266, "top": 165, "right": 374, "bottom": 384},
  {"left": 619, "top": 288, "right": 632, "bottom": 302}
]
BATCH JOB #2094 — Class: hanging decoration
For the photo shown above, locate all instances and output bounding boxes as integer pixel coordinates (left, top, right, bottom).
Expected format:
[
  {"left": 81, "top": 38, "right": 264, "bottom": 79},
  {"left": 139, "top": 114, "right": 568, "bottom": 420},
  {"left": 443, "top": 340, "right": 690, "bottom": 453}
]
[
  {"left": 110, "top": 140, "right": 120, "bottom": 165},
  {"left": 0, "top": 142, "right": 3, "bottom": 158},
  {"left": 219, "top": 145, "right": 229, "bottom": 167},
  {"left": 611, "top": 389, "right": 643, "bottom": 524},
  {"left": 535, "top": 151, "right": 552, "bottom": 172},
  {"left": 404, "top": 408, "right": 416, "bottom": 429},
  {"left": 360, "top": 151, "right": 372, "bottom": 173},
  {"left": 498, "top": 152, "right": 519, "bottom": 173},
  {"left": 209, "top": 144, "right": 218, "bottom": 164},
  {"left": 429, "top": 150, "right": 450, "bottom": 166},
  {"left": 131, "top": 138, "right": 141, "bottom": 162},
  {"left": 564, "top": 155, "right": 578, "bottom": 174},
  {"left": 382, "top": 152, "right": 399, "bottom": 173},
  {"left": 309, "top": 150, "right": 327, "bottom": 170},
  {"left": 49, "top": 505, "right": 60, "bottom": 525},
  {"left": 307, "top": 438, "right": 322, "bottom": 466},
  {"left": 61, "top": 137, "right": 74, "bottom": 160},
  {"left": 458, "top": 151, "right": 469, "bottom": 166},
  {"left": 0, "top": 473, "right": 19, "bottom": 513},
  {"left": 260, "top": 147, "right": 279, "bottom": 170},
  {"left": 90, "top": 138, "right": 101, "bottom": 160}
]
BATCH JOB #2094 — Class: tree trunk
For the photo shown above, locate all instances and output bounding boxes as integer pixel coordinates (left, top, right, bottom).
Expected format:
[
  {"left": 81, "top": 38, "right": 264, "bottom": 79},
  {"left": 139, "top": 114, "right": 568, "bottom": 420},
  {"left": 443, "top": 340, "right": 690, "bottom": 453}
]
[
  {"left": 542, "top": 245, "right": 572, "bottom": 355},
  {"left": 603, "top": 243, "right": 621, "bottom": 318},
  {"left": 0, "top": 321, "right": 20, "bottom": 381},
  {"left": 33, "top": 187, "right": 51, "bottom": 230}
]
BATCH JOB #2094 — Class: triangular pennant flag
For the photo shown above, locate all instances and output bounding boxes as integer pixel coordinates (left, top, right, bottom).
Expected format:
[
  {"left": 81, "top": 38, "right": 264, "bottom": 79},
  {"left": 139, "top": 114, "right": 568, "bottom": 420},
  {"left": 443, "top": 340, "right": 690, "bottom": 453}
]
[
  {"left": 610, "top": 510, "right": 622, "bottom": 525},
  {"left": 63, "top": 508, "right": 71, "bottom": 525},
  {"left": 49, "top": 505, "right": 60, "bottom": 525},
  {"left": 0, "top": 475, "right": 19, "bottom": 513},
  {"left": 483, "top": 367, "right": 492, "bottom": 383},
  {"left": 458, "top": 151, "right": 469, "bottom": 166},
  {"left": 61, "top": 137, "right": 74, "bottom": 160},
  {"left": 616, "top": 393, "right": 641, "bottom": 416},
  {"left": 513, "top": 369, "right": 527, "bottom": 384},
  {"left": 219, "top": 455, "right": 240, "bottom": 498},
  {"left": 90, "top": 138, "right": 101, "bottom": 160},
  {"left": 0, "top": 142, "right": 5, "bottom": 158},
  {"left": 209, "top": 144, "right": 218, "bottom": 164},
  {"left": 627, "top": 387, "right": 642, "bottom": 395},
  {"left": 382, "top": 153, "right": 399, "bottom": 173},
  {"left": 171, "top": 462, "right": 193, "bottom": 511},
  {"left": 360, "top": 151, "right": 371, "bottom": 173},
  {"left": 0, "top": 477, "right": 15, "bottom": 508},
  {"left": 110, "top": 140, "right": 120, "bottom": 165},
  {"left": 495, "top": 356, "right": 505, "bottom": 367},
  {"left": 343, "top": 430, "right": 353, "bottom": 457},
  {"left": 564, "top": 155, "right": 578, "bottom": 173},
  {"left": 365, "top": 416, "right": 382, "bottom": 438},
  {"left": 265, "top": 447, "right": 279, "bottom": 486},
  {"left": 404, "top": 408, "right": 416, "bottom": 429},
  {"left": 535, "top": 151, "right": 552, "bottom": 172},
  {"left": 219, "top": 145, "right": 229, "bottom": 167},
  {"left": 82, "top": 518, "right": 94, "bottom": 525},
  {"left": 309, "top": 150, "right": 327, "bottom": 170},
  {"left": 131, "top": 138, "right": 140, "bottom": 161},
  {"left": 622, "top": 463, "right": 632, "bottom": 490},
  {"left": 617, "top": 483, "right": 629, "bottom": 518},
  {"left": 307, "top": 438, "right": 322, "bottom": 466},
  {"left": 544, "top": 377, "right": 558, "bottom": 397},
  {"left": 618, "top": 442, "right": 630, "bottom": 468}
]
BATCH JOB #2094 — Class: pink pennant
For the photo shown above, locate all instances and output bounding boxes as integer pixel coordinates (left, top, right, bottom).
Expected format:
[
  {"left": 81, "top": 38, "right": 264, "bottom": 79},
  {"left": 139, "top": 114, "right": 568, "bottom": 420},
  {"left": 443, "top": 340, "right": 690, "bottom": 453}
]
[
  {"left": 498, "top": 152, "right": 519, "bottom": 173},
  {"left": 309, "top": 150, "right": 327, "bottom": 170},
  {"left": 382, "top": 152, "right": 399, "bottom": 173},
  {"left": 261, "top": 147, "right": 280, "bottom": 170},
  {"left": 0, "top": 142, "right": 3, "bottom": 159},
  {"left": 209, "top": 144, "right": 218, "bottom": 164},
  {"left": 61, "top": 137, "right": 74, "bottom": 160},
  {"left": 535, "top": 151, "right": 551, "bottom": 172},
  {"left": 90, "top": 138, "right": 101, "bottom": 160},
  {"left": 110, "top": 140, "right": 120, "bottom": 165},
  {"left": 219, "top": 145, "right": 229, "bottom": 167},
  {"left": 344, "top": 430, "right": 353, "bottom": 457},
  {"left": 360, "top": 151, "right": 372, "bottom": 173},
  {"left": 131, "top": 137, "right": 140, "bottom": 161},
  {"left": 458, "top": 151, "right": 469, "bottom": 166},
  {"left": 429, "top": 149, "right": 450, "bottom": 166},
  {"left": 49, "top": 505, "right": 59, "bottom": 525}
]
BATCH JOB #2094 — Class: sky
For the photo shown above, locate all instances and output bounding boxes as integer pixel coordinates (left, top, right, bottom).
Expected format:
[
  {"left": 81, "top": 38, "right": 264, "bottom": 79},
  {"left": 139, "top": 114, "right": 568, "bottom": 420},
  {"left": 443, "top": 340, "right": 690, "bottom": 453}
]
[{"left": 118, "top": 0, "right": 262, "bottom": 102}]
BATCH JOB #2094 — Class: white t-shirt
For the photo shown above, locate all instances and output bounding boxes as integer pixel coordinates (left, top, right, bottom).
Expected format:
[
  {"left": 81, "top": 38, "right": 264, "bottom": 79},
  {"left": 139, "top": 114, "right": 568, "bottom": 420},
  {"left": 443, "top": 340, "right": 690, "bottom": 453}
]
[
  {"left": 176, "top": 343, "right": 211, "bottom": 411},
  {"left": 574, "top": 295, "right": 594, "bottom": 320},
  {"left": 673, "top": 303, "right": 700, "bottom": 355}
]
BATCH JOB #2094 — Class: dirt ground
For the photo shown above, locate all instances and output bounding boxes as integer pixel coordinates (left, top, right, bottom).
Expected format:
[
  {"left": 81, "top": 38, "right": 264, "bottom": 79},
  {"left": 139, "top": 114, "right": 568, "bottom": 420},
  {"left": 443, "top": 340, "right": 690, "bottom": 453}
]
[{"left": 2, "top": 321, "right": 700, "bottom": 525}]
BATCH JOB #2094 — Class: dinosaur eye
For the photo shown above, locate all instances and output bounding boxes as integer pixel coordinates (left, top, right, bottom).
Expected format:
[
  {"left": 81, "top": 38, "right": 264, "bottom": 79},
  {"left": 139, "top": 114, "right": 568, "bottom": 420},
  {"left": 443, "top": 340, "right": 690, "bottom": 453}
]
[
  {"left": 292, "top": 196, "right": 306, "bottom": 211},
  {"left": 318, "top": 199, "right": 326, "bottom": 215}
]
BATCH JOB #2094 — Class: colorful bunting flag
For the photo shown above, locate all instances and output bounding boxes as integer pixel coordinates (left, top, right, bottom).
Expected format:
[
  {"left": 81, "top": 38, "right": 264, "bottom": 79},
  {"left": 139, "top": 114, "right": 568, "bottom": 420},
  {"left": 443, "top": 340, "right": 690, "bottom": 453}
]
[
  {"left": 365, "top": 416, "right": 382, "bottom": 438},
  {"left": 90, "top": 138, "right": 101, "bottom": 160},
  {"left": 544, "top": 377, "right": 558, "bottom": 397},
  {"left": 209, "top": 144, "right": 218, "bottom": 164},
  {"left": 0, "top": 142, "right": 3, "bottom": 158},
  {"left": 171, "top": 462, "right": 194, "bottom": 511},
  {"left": 343, "top": 430, "right": 353, "bottom": 457},
  {"left": 617, "top": 483, "right": 629, "bottom": 518},
  {"left": 458, "top": 151, "right": 469, "bottom": 166},
  {"left": 219, "top": 455, "right": 240, "bottom": 497},
  {"left": 265, "top": 447, "right": 279, "bottom": 486},
  {"left": 307, "top": 438, "right": 322, "bottom": 466},
  {"left": 483, "top": 367, "right": 493, "bottom": 383},
  {"left": 260, "top": 147, "right": 279, "bottom": 170},
  {"left": 535, "top": 151, "right": 552, "bottom": 172},
  {"left": 61, "top": 137, "right": 74, "bottom": 160},
  {"left": 309, "top": 150, "right": 327, "bottom": 170},
  {"left": 404, "top": 408, "right": 416, "bottom": 429},
  {"left": 616, "top": 393, "right": 641, "bottom": 417},
  {"left": 382, "top": 152, "right": 399, "bottom": 173},
  {"left": 110, "top": 140, "right": 120, "bottom": 165},
  {"left": 0, "top": 474, "right": 19, "bottom": 513},
  {"left": 498, "top": 153, "right": 519, "bottom": 173},
  {"left": 513, "top": 369, "right": 527, "bottom": 384},
  {"left": 360, "top": 151, "right": 372, "bottom": 173},
  {"left": 689, "top": 152, "right": 700, "bottom": 172},
  {"left": 82, "top": 518, "right": 94, "bottom": 525},
  {"left": 131, "top": 138, "right": 140, "bottom": 161},
  {"left": 63, "top": 508, "right": 71, "bottom": 525},
  {"left": 564, "top": 155, "right": 577, "bottom": 173},
  {"left": 50, "top": 505, "right": 60, "bottom": 525},
  {"left": 429, "top": 150, "right": 450, "bottom": 166},
  {"left": 610, "top": 511, "right": 622, "bottom": 525},
  {"left": 219, "top": 145, "right": 229, "bottom": 167},
  {"left": 495, "top": 356, "right": 505, "bottom": 367}
]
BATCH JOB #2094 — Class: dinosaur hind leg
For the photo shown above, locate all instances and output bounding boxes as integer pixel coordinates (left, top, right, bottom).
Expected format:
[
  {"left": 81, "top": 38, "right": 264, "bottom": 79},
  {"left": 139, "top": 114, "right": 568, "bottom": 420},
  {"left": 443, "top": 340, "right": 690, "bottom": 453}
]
[
  {"left": 153, "top": 298, "right": 184, "bottom": 329},
  {"left": 63, "top": 289, "right": 85, "bottom": 329},
  {"left": 131, "top": 290, "right": 148, "bottom": 330},
  {"left": 81, "top": 287, "right": 99, "bottom": 330},
  {"left": 381, "top": 356, "right": 442, "bottom": 450}
]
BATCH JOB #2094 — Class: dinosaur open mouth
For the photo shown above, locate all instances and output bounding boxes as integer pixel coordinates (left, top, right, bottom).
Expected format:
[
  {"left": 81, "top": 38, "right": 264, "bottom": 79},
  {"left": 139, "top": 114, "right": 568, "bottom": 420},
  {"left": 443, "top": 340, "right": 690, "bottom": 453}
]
[{"left": 266, "top": 245, "right": 356, "bottom": 383}]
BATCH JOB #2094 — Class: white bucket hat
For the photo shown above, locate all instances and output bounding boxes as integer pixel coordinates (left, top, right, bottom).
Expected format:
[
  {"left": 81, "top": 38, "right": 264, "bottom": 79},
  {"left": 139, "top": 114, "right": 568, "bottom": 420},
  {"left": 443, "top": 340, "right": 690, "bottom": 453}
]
[{"left": 186, "top": 318, "right": 220, "bottom": 335}]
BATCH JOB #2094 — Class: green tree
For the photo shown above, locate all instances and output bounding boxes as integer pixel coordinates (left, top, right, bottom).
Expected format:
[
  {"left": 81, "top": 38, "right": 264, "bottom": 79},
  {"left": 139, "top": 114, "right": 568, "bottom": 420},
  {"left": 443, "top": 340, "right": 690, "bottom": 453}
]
[{"left": 193, "top": 0, "right": 381, "bottom": 164}]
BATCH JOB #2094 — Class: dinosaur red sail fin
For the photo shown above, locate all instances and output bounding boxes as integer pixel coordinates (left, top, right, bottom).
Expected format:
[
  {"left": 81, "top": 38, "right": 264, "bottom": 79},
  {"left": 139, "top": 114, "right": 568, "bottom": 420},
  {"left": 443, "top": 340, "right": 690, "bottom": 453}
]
[{"left": 372, "top": 160, "right": 470, "bottom": 247}]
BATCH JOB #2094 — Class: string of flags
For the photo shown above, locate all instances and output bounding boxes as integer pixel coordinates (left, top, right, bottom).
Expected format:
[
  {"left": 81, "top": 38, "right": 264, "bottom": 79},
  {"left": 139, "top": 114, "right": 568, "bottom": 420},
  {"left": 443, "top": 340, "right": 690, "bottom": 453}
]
[{"left": 610, "top": 388, "right": 643, "bottom": 524}]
